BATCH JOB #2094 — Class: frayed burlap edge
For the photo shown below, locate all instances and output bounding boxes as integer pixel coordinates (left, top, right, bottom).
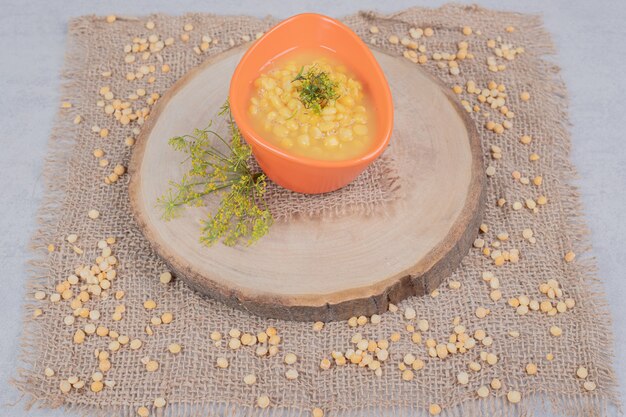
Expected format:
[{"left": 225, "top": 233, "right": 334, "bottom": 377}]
[{"left": 12, "top": 4, "right": 622, "bottom": 417}]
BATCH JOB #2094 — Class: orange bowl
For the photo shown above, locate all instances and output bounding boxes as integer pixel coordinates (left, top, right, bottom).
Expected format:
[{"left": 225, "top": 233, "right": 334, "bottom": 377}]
[{"left": 229, "top": 13, "right": 394, "bottom": 194}]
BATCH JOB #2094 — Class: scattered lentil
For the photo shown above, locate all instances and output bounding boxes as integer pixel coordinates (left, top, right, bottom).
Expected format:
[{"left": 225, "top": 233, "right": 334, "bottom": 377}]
[
  {"left": 168, "top": 343, "right": 182, "bottom": 354},
  {"left": 402, "top": 369, "right": 414, "bottom": 381},
  {"left": 564, "top": 251, "right": 576, "bottom": 263},
  {"left": 216, "top": 357, "right": 229, "bottom": 368},
  {"left": 159, "top": 271, "right": 172, "bottom": 283},
  {"left": 507, "top": 390, "right": 521, "bottom": 404},
  {"left": 285, "top": 368, "right": 299, "bottom": 380},
  {"left": 477, "top": 385, "right": 490, "bottom": 398},
  {"left": 257, "top": 395, "right": 270, "bottom": 408},
  {"left": 457, "top": 371, "right": 469, "bottom": 385},
  {"left": 583, "top": 381, "right": 597, "bottom": 391},
  {"left": 491, "top": 378, "right": 502, "bottom": 390},
  {"left": 550, "top": 326, "right": 563, "bottom": 337}
]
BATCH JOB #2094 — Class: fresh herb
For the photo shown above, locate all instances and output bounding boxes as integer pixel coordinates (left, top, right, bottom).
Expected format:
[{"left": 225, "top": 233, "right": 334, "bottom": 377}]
[
  {"left": 158, "top": 100, "right": 272, "bottom": 246},
  {"left": 292, "top": 65, "right": 339, "bottom": 114}
]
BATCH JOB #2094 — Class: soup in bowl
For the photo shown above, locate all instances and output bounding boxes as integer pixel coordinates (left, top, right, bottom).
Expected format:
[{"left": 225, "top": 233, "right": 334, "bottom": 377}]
[{"left": 229, "top": 13, "right": 393, "bottom": 194}]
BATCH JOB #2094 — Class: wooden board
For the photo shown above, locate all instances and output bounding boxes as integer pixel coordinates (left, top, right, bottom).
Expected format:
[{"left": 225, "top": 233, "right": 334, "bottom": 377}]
[{"left": 129, "top": 46, "right": 485, "bottom": 322}]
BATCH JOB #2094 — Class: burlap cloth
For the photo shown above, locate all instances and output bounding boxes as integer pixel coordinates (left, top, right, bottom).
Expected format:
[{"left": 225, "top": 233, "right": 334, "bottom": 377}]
[{"left": 14, "top": 4, "right": 622, "bottom": 417}]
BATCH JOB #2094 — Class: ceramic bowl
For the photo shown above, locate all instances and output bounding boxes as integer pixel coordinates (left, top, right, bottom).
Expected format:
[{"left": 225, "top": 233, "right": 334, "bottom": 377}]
[{"left": 229, "top": 13, "right": 393, "bottom": 194}]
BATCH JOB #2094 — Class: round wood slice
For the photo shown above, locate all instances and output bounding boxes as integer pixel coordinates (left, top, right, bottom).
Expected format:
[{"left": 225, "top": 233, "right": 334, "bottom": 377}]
[{"left": 129, "top": 46, "right": 485, "bottom": 322}]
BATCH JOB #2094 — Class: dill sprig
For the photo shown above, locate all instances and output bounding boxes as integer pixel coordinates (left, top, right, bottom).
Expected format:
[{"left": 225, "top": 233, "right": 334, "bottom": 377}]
[
  {"left": 292, "top": 65, "right": 339, "bottom": 114},
  {"left": 157, "top": 100, "right": 272, "bottom": 247}
]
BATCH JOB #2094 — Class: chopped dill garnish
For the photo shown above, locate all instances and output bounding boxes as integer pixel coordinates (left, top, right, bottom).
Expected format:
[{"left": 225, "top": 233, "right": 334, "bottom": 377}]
[
  {"left": 291, "top": 65, "right": 339, "bottom": 114},
  {"left": 157, "top": 100, "right": 272, "bottom": 247}
]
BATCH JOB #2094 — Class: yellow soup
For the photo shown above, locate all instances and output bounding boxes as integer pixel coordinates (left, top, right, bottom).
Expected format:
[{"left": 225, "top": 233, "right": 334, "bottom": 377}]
[{"left": 248, "top": 52, "right": 376, "bottom": 161}]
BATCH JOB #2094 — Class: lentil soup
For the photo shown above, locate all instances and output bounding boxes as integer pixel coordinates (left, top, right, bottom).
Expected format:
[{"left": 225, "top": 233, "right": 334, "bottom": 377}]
[{"left": 248, "top": 50, "right": 377, "bottom": 161}]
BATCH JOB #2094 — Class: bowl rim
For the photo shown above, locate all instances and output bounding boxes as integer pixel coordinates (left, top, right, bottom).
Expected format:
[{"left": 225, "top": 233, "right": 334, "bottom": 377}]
[{"left": 229, "top": 12, "right": 394, "bottom": 169}]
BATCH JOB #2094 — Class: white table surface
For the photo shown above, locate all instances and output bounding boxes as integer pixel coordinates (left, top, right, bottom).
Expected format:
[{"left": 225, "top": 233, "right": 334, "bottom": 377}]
[{"left": 1, "top": 1, "right": 624, "bottom": 415}]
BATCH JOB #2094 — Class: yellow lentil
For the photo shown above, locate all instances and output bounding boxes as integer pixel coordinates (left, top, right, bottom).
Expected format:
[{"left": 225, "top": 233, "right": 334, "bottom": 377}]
[
  {"left": 475, "top": 307, "right": 490, "bottom": 318},
  {"left": 285, "top": 368, "right": 299, "bottom": 380},
  {"left": 507, "top": 391, "right": 521, "bottom": 403},
  {"left": 550, "top": 326, "right": 563, "bottom": 337},
  {"left": 90, "top": 381, "right": 104, "bottom": 392},
  {"left": 243, "top": 373, "right": 257, "bottom": 385},
  {"left": 429, "top": 403, "right": 442, "bottom": 415},
  {"left": 161, "top": 312, "right": 173, "bottom": 324},
  {"left": 216, "top": 357, "right": 229, "bottom": 368},
  {"left": 402, "top": 369, "right": 414, "bottom": 381},
  {"left": 477, "top": 385, "right": 489, "bottom": 398},
  {"left": 257, "top": 395, "right": 270, "bottom": 408},
  {"left": 145, "top": 360, "right": 159, "bottom": 372},
  {"left": 457, "top": 371, "right": 469, "bottom": 385},
  {"left": 159, "top": 271, "right": 172, "bottom": 283},
  {"left": 583, "top": 381, "right": 596, "bottom": 391},
  {"left": 168, "top": 343, "right": 182, "bottom": 354},
  {"left": 491, "top": 378, "right": 502, "bottom": 390}
]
